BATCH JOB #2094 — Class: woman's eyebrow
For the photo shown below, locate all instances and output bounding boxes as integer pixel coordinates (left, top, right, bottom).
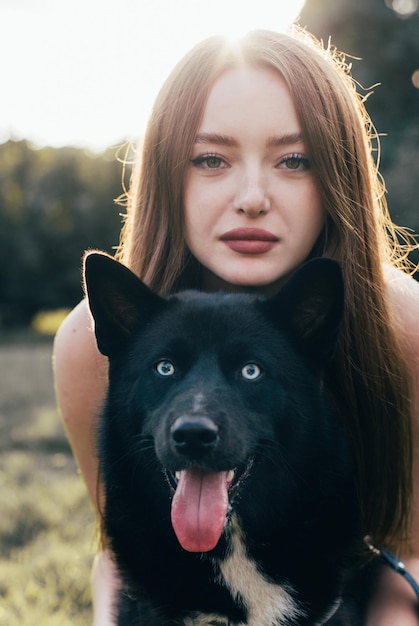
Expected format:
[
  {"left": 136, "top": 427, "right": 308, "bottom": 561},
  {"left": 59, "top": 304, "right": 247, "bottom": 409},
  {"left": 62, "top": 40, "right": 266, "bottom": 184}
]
[
  {"left": 194, "top": 132, "right": 239, "bottom": 147},
  {"left": 194, "top": 132, "right": 304, "bottom": 148},
  {"left": 266, "top": 132, "right": 304, "bottom": 148}
]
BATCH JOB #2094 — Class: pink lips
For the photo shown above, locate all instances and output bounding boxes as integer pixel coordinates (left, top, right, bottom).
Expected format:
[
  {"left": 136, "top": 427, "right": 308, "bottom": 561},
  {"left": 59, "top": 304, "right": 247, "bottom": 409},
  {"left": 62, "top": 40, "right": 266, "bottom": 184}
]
[{"left": 220, "top": 228, "right": 279, "bottom": 254}]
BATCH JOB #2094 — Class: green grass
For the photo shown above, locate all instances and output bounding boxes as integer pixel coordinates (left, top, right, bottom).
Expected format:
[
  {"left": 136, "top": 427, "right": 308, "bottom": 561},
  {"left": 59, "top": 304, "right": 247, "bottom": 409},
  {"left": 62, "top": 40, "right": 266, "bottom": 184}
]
[{"left": 0, "top": 340, "right": 96, "bottom": 625}]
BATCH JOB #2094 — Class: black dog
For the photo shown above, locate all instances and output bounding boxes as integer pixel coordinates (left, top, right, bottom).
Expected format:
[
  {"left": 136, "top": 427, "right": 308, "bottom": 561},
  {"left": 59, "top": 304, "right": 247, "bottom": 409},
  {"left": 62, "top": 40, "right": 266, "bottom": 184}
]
[{"left": 84, "top": 252, "right": 361, "bottom": 626}]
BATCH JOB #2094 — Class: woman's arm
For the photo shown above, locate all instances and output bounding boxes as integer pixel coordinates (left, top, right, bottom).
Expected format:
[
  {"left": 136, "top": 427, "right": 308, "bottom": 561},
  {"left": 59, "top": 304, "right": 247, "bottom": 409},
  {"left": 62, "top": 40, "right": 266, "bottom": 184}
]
[
  {"left": 53, "top": 298, "right": 108, "bottom": 508},
  {"left": 366, "top": 267, "right": 419, "bottom": 625}
]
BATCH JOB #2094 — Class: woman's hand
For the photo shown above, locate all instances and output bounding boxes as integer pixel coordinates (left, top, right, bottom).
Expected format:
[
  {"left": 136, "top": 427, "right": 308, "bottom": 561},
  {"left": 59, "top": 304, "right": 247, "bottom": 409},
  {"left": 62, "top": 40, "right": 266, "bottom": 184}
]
[
  {"left": 365, "top": 557, "right": 419, "bottom": 625},
  {"left": 92, "top": 550, "right": 120, "bottom": 626}
]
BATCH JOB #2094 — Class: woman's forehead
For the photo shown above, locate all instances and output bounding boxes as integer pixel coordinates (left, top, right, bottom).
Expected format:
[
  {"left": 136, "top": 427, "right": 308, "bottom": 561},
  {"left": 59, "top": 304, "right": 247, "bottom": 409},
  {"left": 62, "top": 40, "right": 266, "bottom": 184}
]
[{"left": 197, "top": 64, "right": 302, "bottom": 143}]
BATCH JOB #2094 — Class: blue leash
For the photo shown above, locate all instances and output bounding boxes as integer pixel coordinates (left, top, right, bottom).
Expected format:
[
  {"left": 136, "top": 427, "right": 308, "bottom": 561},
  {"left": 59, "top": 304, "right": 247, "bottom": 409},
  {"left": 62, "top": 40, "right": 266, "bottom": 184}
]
[{"left": 378, "top": 546, "right": 419, "bottom": 600}]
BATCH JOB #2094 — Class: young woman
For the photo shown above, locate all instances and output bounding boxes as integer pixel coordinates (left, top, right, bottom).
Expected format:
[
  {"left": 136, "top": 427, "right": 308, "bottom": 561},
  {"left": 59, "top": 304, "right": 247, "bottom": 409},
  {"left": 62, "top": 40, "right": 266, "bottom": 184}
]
[{"left": 53, "top": 27, "right": 419, "bottom": 625}]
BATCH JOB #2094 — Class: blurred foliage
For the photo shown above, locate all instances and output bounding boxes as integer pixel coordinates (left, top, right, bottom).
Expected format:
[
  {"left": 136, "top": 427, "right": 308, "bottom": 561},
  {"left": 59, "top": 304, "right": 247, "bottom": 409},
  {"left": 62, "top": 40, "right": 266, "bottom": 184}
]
[
  {"left": 31, "top": 309, "right": 71, "bottom": 336},
  {"left": 0, "top": 342, "right": 95, "bottom": 624},
  {"left": 300, "top": 0, "right": 419, "bottom": 248},
  {"left": 0, "top": 140, "right": 127, "bottom": 329}
]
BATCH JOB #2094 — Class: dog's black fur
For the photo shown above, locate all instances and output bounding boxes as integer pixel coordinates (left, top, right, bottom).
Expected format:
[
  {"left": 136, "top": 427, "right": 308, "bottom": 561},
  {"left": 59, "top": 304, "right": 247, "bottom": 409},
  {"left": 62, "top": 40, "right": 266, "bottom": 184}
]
[{"left": 84, "top": 252, "right": 365, "bottom": 626}]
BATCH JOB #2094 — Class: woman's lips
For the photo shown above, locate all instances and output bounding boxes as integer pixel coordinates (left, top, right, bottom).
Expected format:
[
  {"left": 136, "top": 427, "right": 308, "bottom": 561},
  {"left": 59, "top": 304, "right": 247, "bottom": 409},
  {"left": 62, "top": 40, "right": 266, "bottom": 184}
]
[{"left": 220, "top": 228, "right": 279, "bottom": 254}]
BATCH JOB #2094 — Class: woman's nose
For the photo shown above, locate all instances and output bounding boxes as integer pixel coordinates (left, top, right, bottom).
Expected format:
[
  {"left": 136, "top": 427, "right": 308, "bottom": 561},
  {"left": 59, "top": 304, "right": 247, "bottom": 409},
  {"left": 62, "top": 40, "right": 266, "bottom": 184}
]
[{"left": 233, "top": 171, "right": 270, "bottom": 217}]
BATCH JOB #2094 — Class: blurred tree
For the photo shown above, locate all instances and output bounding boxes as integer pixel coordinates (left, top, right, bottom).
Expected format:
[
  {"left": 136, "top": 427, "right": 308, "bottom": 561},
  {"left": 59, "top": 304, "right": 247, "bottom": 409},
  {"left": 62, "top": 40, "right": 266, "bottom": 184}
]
[
  {"left": 300, "top": 0, "right": 419, "bottom": 248},
  {"left": 0, "top": 140, "right": 127, "bottom": 328}
]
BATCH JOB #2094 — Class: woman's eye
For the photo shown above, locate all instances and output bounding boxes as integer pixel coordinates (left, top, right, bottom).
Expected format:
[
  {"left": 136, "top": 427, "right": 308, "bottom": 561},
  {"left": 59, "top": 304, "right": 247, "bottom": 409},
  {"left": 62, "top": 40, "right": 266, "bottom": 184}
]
[
  {"left": 156, "top": 360, "right": 175, "bottom": 376},
  {"left": 205, "top": 155, "right": 223, "bottom": 168},
  {"left": 240, "top": 363, "right": 262, "bottom": 380},
  {"left": 278, "top": 154, "right": 310, "bottom": 171},
  {"left": 191, "top": 154, "right": 226, "bottom": 170}
]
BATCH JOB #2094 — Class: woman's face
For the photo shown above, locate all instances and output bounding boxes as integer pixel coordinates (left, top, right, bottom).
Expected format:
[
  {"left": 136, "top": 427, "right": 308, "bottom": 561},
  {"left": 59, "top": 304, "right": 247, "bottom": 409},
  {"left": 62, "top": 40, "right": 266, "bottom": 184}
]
[{"left": 183, "top": 64, "right": 325, "bottom": 293}]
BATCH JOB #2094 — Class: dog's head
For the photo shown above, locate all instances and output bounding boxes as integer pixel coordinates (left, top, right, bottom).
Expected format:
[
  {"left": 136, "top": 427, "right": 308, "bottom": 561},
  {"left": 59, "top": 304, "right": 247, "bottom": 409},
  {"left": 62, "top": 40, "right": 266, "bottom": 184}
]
[{"left": 84, "top": 252, "right": 345, "bottom": 553}]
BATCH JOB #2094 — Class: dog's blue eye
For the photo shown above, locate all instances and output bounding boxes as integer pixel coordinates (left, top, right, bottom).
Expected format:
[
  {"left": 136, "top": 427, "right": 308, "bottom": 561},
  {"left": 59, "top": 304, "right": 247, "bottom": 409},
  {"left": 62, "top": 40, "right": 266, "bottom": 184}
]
[
  {"left": 156, "top": 360, "right": 175, "bottom": 376},
  {"left": 241, "top": 363, "right": 261, "bottom": 380}
]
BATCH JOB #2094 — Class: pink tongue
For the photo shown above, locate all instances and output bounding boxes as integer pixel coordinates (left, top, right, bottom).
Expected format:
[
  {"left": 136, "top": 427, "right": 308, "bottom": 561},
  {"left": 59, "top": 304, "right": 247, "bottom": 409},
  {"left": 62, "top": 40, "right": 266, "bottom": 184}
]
[{"left": 171, "top": 467, "right": 229, "bottom": 552}]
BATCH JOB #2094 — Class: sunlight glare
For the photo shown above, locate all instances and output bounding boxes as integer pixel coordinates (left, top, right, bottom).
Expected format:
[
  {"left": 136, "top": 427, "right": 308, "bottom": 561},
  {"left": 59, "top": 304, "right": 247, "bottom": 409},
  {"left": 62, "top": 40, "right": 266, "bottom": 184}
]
[
  {"left": 0, "top": 0, "right": 306, "bottom": 150},
  {"left": 186, "top": 0, "right": 306, "bottom": 40}
]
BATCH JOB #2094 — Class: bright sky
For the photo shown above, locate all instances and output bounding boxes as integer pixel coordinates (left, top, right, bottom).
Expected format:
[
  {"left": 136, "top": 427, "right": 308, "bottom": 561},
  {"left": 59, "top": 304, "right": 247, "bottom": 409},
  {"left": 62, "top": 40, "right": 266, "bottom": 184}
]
[{"left": 0, "top": 0, "right": 306, "bottom": 152}]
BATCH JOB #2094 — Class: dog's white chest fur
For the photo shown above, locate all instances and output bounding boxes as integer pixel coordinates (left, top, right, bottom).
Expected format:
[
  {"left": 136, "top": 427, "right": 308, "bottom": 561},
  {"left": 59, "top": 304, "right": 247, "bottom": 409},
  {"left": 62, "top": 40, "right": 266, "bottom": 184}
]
[
  {"left": 219, "top": 518, "right": 301, "bottom": 625},
  {"left": 187, "top": 516, "right": 303, "bottom": 626}
]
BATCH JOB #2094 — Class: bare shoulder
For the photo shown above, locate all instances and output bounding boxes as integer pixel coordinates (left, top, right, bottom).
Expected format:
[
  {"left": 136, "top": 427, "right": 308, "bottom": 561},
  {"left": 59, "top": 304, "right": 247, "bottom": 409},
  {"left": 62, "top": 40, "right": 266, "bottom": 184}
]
[
  {"left": 53, "top": 298, "right": 105, "bottom": 371},
  {"left": 385, "top": 266, "right": 419, "bottom": 555},
  {"left": 384, "top": 265, "right": 419, "bottom": 359},
  {"left": 54, "top": 298, "right": 91, "bottom": 347}
]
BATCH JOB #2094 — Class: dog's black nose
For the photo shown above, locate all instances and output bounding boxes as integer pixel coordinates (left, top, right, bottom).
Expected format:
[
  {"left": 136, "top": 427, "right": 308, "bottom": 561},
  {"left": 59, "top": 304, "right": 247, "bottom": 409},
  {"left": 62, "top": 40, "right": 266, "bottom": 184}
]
[{"left": 171, "top": 416, "right": 219, "bottom": 456}]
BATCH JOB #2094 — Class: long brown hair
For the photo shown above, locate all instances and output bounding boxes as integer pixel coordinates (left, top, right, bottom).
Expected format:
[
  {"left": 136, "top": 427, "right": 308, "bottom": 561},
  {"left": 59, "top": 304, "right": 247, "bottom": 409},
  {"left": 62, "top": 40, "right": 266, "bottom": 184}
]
[{"left": 117, "top": 28, "right": 416, "bottom": 547}]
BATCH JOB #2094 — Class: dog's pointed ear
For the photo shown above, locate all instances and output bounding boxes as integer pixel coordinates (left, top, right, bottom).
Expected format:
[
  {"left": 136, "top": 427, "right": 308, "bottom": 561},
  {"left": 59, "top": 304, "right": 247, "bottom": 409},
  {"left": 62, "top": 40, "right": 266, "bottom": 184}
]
[
  {"left": 83, "top": 252, "right": 166, "bottom": 357},
  {"left": 266, "top": 258, "right": 344, "bottom": 363}
]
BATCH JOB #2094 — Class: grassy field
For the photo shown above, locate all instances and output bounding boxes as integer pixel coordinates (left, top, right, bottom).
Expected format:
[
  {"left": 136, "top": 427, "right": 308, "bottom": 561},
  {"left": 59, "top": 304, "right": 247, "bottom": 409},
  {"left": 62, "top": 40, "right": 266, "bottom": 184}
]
[{"left": 0, "top": 336, "right": 96, "bottom": 625}]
